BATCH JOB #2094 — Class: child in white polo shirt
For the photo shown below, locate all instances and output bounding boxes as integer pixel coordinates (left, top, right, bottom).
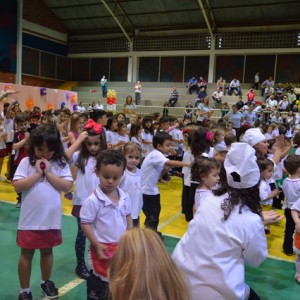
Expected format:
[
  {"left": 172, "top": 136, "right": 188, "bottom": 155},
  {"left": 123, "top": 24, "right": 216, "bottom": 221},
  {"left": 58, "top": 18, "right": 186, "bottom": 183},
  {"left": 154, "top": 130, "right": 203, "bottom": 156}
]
[
  {"left": 141, "top": 131, "right": 190, "bottom": 236},
  {"left": 80, "top": 150, "right": 133, "bottom": 300}
]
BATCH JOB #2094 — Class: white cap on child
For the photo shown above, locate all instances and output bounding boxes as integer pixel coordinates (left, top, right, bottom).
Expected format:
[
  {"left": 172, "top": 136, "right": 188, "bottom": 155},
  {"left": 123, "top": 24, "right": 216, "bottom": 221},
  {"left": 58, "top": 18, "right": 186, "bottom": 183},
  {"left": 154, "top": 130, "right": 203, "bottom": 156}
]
[
  {"left": 242, "top": 128, "right": 266, "bottom": 147},
  {"left": 224, "top": 142, "right": 260, "bottom": 189}
]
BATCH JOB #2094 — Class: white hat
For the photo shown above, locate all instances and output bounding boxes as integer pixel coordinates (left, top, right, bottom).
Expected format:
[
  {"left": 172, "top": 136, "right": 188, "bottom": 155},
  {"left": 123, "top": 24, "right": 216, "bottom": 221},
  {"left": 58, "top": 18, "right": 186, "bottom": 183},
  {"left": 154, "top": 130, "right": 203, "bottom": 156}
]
[
  {"left": 243, "top": 128, "right": 266, "bottom": 147},
  {"left": 224, "top": 142, "right": 260, "bottom": 189}
]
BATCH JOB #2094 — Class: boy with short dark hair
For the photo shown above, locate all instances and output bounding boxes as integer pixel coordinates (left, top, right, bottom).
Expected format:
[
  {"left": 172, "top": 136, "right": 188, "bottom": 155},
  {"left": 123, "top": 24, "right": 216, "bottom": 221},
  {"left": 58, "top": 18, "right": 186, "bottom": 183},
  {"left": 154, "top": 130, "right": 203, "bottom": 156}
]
[{"left": 141, "top": 132, "right": 190, "bottom": 236}]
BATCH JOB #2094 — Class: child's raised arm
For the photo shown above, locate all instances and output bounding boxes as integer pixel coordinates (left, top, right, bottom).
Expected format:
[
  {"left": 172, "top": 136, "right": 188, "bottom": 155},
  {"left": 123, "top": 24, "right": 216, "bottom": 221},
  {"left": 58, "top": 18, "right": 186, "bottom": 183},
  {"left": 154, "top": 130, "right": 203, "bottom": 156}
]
[{"left": 65, "top": 131, "right": 88, "bottom": 159}]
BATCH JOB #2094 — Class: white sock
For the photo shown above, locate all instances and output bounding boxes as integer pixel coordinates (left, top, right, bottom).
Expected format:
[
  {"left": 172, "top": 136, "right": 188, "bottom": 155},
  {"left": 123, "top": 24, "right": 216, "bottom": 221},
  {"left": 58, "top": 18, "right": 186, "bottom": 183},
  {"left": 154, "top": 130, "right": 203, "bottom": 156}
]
[
  {"left": 41, "top": 280, "right": 45, "bottom": 284},
  {"left": 20, "top": 288, "right": 31, "bottom": 294}
]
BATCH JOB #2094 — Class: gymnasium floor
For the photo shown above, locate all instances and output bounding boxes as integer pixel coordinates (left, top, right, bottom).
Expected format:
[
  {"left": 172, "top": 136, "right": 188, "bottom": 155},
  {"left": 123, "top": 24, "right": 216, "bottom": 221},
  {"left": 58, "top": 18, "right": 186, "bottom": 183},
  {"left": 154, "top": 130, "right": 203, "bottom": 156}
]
[{"left": 0, "top": 171, "right": 299, "bottom": 299}]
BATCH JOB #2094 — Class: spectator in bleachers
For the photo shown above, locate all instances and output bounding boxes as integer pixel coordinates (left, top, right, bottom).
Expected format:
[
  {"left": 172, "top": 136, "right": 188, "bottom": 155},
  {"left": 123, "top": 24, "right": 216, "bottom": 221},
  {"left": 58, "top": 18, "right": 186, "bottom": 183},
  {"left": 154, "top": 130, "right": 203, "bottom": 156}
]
[
  {"left": 243, "top": 103, "right": 258, "bottom": 126},
  {"left": 253, "top": 71, "right": 260, "bottom": 90},
  {"left": 94, "top": 99, "right": 104, "bottom": 110},
  {"left": 168, "top": 87, "right": 179, "bottom": 107},
  {"left": 187, "top": 76, "right": 198, "bottom": 94},
  {"left": 134, "top": 81, "right": 142, "bottom": 105},
  {"left": 196, "top": 96, "right": 213, "bottom": 125},
  {"left": 295, "top": 83, "right": 300, "bottom": 100},
  {"left": 123, "top": 95, "right": 136, "bottom": 123},
  {"left": 221, "top": 102, "right": 230, "bottom": 118},
  {"left": 275, "top": 83, "right": 285, "bottom": 100},
  {"left": 77, "top": 101, "right": 86, "bottom": 113},
  {"left": 100, "top": 75, "right": 108, "bottom": 98},
  {"left": 184, "top": 101, "right": 194, "bottom": 120},
  {"left": 235, "top": 96, "right": 244, "bottom": 111},
  {"left": 228, "top": 78, "right": 241, "bottom": 96},
  {"left": 278, "top": 96, "right": 290, "bottom": 112},
  {"left": 287, "top": 89, "right": 297, "bottom": 103},
  {"left": 266, "top": 95, "right": 278, "bottom": 110},
  {"left": 211, "top": 86, "right": 223, "bottom": 109},
  {"left": 223, "top": 104, "right": 244, "bottom": 133},
  {"left": 197, "top": 76, "right": 207, "bottom": 92},
  {"left": 246, "top": 88, "right": 256, "bottom": 104},
  {"left": 216, "top": 76, "right": 226, "bottom": 94},
  {"left": 197, "top": 87, "right": 207, "bottom": 103},
  {"left": 261, "top": 76, "right": 275, "bottom": 97}
]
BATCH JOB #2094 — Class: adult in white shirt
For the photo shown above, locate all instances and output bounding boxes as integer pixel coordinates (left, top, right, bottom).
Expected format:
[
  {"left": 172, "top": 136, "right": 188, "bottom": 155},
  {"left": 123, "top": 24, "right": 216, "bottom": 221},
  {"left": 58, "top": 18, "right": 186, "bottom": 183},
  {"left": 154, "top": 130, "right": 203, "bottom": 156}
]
[
  {"left": 94, "top": 100, "right": 104, "bottom": 110},
  {"left": 266, "top": 95, "right": 278, "bottom": 109},
  {"left": 134, "top": 81, "right": 142, "bottom": 105},
  {"left": 77, "top": 101, "right": 86, "bottom": 113},
  {"left": 228, "top": 78, "right": 241, "bottom": 96},
  {"left": 173, "top": 143, "right": 267, "bottom": 300},
  {"left": 211, "top": 86, "right": 223, "bottom": 109}
]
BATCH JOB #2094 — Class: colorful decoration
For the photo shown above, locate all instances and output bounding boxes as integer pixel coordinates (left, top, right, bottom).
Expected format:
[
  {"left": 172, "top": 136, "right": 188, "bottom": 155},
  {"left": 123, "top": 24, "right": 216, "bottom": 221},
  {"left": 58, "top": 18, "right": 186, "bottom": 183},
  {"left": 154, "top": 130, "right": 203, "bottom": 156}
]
[
  {"left": 4, "top": 83, "right": 13, "bottom": 91},
  {"left": 71, "top": 93, "right": 77, "bottom": 104},
  {"left": 47, "top": 103, "right": 53, "bottom": 110},
  {"left": 25, "top": 98, "right": 34, "bottom": 110},
  {"left": 40, "top": 87, "right": 47, "bottom": 96},
  {"left": 90, "top": 89, "right": 97, "bottom": 93},
  {"left": 73, "top": 104, "right": 78, "bottom": 112},
  {"left": 106, "top": 89, "right": 117, "bottom": 113},
  {"left": 61, "top": 102, "right": 66, "bottom": 110},
  {"left": 66, "top": 91, "right": 71, "bottom": 100}
]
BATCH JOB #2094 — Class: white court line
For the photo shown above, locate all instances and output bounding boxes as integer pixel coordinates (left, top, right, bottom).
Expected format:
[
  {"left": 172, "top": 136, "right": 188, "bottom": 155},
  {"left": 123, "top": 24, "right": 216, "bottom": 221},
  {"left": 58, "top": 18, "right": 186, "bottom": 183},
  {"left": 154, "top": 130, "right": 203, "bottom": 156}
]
[{"left": 158, "top": 211, "right": 182, "bottom": 231}]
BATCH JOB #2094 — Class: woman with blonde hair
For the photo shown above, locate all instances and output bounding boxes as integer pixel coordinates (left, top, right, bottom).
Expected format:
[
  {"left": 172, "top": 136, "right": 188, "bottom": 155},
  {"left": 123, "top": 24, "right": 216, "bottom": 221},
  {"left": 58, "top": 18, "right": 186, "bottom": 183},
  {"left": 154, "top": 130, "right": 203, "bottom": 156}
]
[{"left": 109, "top": 227, "right": 190, "bottom": 300}]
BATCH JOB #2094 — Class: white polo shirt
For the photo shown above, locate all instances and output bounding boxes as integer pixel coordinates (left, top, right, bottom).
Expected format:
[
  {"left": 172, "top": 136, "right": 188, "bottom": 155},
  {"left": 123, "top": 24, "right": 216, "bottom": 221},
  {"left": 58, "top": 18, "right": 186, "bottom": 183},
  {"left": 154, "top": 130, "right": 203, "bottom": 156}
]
[
  {"left": 141, "top": 149, "right": 168, "bottom": 195},
  {"left": 80, "top": 186, "right": 131, "bottom": 243}
]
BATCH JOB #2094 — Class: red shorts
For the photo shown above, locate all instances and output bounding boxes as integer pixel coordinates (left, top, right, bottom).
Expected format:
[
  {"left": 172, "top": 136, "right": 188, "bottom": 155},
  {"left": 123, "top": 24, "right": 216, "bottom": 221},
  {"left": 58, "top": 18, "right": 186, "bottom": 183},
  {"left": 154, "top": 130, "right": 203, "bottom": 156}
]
[
  {"left": 0, "top": 148, "right": 6, "bottom": 158},
  {"left": 17, "top": 229, "right": 62, "bottom": 249},
  {"left": 90, "top": 243, "right": 118, "bottom": 278}
]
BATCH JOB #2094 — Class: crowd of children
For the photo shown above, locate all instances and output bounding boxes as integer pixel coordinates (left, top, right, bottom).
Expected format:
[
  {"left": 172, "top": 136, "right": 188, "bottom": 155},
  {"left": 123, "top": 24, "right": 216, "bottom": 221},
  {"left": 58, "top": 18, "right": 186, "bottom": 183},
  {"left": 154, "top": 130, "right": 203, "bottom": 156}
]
[{"left": 2, "top": 90, "right": 300, "bottom": 300}]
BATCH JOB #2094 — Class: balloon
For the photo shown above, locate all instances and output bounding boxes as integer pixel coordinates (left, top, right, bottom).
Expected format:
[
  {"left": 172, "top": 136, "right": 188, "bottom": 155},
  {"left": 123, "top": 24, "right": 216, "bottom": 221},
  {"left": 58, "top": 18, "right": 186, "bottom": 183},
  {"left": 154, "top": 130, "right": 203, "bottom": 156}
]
[
  {"left": 61, "top": 102, "right": 66, "bottom": 110},
  {"left": 71, "top": 93, "right": 77, "bottom": 104},
  {"left": 66, "top": 91, "right": 71, "bottom": 100},
  {"left": 26, "top": 98, "right": 34, "bottom": 109},
  {"left": 73, "top": 104, "right": 78, "bottom": 111},
  {"left": 47, "top": 103, "right": 53, "bottom": 110}
]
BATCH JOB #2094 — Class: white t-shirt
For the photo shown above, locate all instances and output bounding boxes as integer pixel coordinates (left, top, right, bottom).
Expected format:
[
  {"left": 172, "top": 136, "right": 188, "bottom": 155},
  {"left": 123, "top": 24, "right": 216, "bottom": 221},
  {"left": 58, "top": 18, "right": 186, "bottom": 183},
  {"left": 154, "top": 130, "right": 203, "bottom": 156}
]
[
  {"left": 14, "top": 157, "right": 73, "bottom": 230},
  {"left": 259, "top": 179, "right": 273, "bottom": 206},
  {"left": 117, "top": 134, "right": 129, "bottom": 144},
  {"left": 80, "top": 186, "right": 131, "bottom": 243},
  {"left": 194, "top": 188, "right": 212, "bottom": 211},
  {"left": 71, "top": 152, "right": 100, "bottom": 206},
  {"left": 214, "top": 141, "right": 227, "bottom": 152},
  {"left": 282, "top": 177, "right": 300, "bottom": 208},
  {"left": 141, "top": 149, "right": 168, "bottom": 195},
  {"left": 119, "top": 168, "right": 142, "bottom": 219},
  {"left": 172, "top": 193, "right": 267, "bottom": 300},
  {"left": 182, "top": 150, "right": 192, "bottom": 187},
  {"left": 130, "top": 136, "right": 142, "bottom": 146},
  {"left": 141, "top": 130, "right": 153, "bottom": 158},
  {"left": 106, "top": 130, "right": 118, "bottom": 145}
]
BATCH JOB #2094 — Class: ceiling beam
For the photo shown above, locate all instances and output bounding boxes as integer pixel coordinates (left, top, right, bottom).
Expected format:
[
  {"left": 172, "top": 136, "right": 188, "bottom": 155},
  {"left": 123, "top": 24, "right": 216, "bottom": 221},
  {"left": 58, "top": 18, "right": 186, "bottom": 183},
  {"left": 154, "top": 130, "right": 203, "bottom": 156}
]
[
  {"left": 100, "top": 0, "right": 132, "bottom": 43},
  {"left": 197, "top": 0, "right": 213, "bottom": 38}
]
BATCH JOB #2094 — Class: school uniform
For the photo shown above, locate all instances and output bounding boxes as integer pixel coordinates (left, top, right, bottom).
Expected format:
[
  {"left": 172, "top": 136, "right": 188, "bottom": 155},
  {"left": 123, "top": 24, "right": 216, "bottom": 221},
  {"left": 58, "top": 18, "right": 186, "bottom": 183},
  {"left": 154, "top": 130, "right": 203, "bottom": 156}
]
[
  {"left": 141, "top": 130, "right": 153, "bottom": 158},
  {"left": 14, "top": 157, "right": 72, "bottom": 249},
  {"left": 141, "top": 149, "right": 168, "bottom": 231}
]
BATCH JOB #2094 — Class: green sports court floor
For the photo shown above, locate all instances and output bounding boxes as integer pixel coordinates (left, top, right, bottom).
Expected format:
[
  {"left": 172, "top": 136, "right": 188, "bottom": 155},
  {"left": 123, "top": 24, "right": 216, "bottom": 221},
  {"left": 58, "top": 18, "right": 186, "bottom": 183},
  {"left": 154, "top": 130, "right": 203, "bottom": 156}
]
[{"left": 1, "top": 175, "right": 300, "bottom": 299}]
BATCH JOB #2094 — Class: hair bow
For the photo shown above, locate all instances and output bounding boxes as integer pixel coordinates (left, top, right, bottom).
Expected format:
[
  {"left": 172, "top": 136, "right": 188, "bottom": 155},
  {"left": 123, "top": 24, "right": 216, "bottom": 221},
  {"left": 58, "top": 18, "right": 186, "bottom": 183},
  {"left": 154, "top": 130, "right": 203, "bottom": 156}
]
[
  {"left": 85, "top": 119, "right": 103, "bottom": 134},
  {"left": 205, "top": 131, "right": 214, "bottom": 142}
]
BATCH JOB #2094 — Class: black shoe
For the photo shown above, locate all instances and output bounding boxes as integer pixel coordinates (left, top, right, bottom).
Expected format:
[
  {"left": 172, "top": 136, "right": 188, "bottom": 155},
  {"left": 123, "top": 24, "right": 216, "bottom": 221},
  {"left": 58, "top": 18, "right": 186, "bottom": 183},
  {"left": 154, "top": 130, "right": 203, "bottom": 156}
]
[
  {"left": 75, "top": 266, "right": 90, "bottom": 280},
  {"left": 41, "top": 280, "right": 58, "bottom": 299},
  {"left": 283, "top": 250, "right": 294, "bottom": 256},
  {"left": 18, "top": 292, "right": 32, "bottom": 300}
]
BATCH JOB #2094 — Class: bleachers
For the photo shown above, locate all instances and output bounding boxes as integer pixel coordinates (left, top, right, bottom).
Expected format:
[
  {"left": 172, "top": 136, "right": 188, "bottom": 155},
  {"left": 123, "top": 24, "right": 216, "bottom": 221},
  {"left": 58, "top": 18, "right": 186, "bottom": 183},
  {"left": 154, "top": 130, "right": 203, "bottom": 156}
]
[{"left": 72, "top": 81, "right": 264, "bottom": 108}]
